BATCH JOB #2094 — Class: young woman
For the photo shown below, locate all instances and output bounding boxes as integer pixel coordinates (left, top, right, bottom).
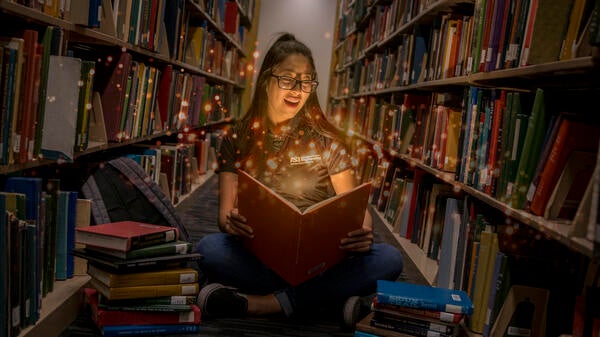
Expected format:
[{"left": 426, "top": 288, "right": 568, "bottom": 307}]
[{"left": 195, "top": 33, "right": 403, "bottom": 327}]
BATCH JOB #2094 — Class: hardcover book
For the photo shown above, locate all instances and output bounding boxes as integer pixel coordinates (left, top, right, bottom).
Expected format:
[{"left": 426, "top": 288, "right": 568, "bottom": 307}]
[
  {"left": 85, "top": 288, "right": 201, "bottom": 327},
  {"left": 87, "top": 264, "right": 198, "bottom": 287},
  {"left": 370, "top": 312, "right": 457, "bottom": 337},
  {"left": 355, "top": 312, "right": 415, "bottom": 337},
  {"left": 237, "top": 169, "right": 372, "bottom": 286},
  {"left": 88, "top": 277, "right": 199, "bottom": 301},
  {"left": 75, "top": 221, "right": 179, "bottom": 252},
  {"left": 101, "top": 323, "right": 200, "bottom": 337},
  {"left": 84, "top": 240, "right": 194, "bottom": 260},
  {"left": 372, "top": 297, "right": 465, "bottom": 324},
  {"left": 376, "top": 280, "right": 474, "bottom": 315},
  {"left": 71, "top": 247, "right": 202, "bottom": 273}
]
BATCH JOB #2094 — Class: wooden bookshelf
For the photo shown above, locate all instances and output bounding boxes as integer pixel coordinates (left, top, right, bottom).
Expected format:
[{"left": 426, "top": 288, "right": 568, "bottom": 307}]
[
  {"left": 330, "top": 0, "right": 599, "bottom": 334},
  {"left": 0, "top": 0, "right": 258, "bottom": 336},
  {"left": 18, "top": 276, "right": 90, "bottom": 337}
]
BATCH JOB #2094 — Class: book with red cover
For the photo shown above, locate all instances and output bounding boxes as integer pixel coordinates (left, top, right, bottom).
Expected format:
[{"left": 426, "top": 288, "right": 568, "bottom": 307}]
[
  {"left": 85, "top": 288, "right": 201, "bottom": 327},
  {"left": 529, "top": 118, "right": 600, "bottom": 216},
  {"left": 372, "top": 296, "right": 465, "bottom": 324},
  {"left": 100, "top": 51, "right": 132, "bottom": 141},
  {"left": 237, "top": 169, "right": 372, "bottom": 286},
  {"left": 17, "top": 29, "right": 39, "bottom": 163},
  {"left": 224, "top": 1, "right": 239, "bottom": 34},
  {"left": 75, "top": 221, "right": 179, "bottom": 252}
]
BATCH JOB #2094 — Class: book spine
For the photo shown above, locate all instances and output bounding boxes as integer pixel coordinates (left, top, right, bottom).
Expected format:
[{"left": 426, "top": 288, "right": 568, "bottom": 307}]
[
  {"left": 376, "top": 293, "right": 466, "bottom": 314},
  {"left": 101, "top": 324, "right": 200, "bottom": 337},
  {"left": 95, "top": 306, "right": 200, "bottom": 327},
  {"left": 370, "top": 316, "right": 454, "bottom": 337}
]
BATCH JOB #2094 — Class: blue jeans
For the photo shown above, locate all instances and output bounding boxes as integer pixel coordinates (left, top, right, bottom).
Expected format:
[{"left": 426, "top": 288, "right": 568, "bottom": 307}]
[{"left": 195, "top": 233, "right": 404, "bottom": 317}]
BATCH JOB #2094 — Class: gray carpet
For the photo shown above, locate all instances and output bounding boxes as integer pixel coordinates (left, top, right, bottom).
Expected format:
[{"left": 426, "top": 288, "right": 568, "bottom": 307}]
[{"left": 60, "top": 172, "right": 427, "bottom": 337}]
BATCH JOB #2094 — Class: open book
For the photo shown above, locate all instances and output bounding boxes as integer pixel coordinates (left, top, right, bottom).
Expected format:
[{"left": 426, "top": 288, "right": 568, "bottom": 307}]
[{"left": 237, "top": 170, "right": 372, "bottom": 286}]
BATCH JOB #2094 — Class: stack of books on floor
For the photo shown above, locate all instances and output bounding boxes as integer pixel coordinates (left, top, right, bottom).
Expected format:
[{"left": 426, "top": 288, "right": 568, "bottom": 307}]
[
  {"left": 354, "top": 280, "right": 473, "bottom": 337},
  {"left": 73, "top": 221, "right": 203, "bottom": 337}
]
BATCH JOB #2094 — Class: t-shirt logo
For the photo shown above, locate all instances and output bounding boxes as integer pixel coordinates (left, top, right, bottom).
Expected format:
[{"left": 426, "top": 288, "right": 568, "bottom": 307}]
[{"left": 289, "top": 154, "right": 321, "bottom": 166}]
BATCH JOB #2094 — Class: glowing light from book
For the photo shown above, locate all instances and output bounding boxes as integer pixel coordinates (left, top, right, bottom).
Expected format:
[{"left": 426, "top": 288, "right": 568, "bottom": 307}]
[{"left": 204, "top": 103, "right": 213, "bottom": 112}]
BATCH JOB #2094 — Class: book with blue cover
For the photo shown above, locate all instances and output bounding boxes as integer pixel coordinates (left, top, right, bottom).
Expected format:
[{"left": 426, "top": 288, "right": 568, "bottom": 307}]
[
  {"left": 376, "top": 280, "right": 474, "bottom": 315},
  {"left": 101, "top": 323, "right": 200, "bottom": 337}
]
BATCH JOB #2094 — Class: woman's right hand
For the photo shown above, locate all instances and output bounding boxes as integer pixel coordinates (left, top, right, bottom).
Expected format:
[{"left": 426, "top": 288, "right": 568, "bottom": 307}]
[{"left": 222, "top": 208, "right": 254, "bottom": 238}]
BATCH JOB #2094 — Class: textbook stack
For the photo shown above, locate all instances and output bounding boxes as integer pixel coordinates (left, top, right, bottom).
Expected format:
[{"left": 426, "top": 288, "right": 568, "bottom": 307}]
[
  {"left": 73, "top": 221, "right": 203, "bottom": 336},
  {"left": 354, "top": 280, "right": 473, "bottom": 337}
]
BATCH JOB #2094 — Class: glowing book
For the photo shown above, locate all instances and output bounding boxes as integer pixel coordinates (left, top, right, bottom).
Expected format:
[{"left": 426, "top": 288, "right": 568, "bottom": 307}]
[{"left": 237, "top": 169, "right": 372, "bottom": 286}]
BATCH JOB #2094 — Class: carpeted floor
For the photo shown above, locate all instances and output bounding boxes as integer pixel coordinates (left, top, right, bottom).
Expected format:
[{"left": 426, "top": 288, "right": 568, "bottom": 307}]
[{"left": 60, "top": 171, "right": 428, "bottom": 337}]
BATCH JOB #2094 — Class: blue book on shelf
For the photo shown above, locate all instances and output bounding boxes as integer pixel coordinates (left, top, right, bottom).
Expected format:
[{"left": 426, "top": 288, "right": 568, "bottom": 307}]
[
  {"left": 376, "top": 280, "right": 474, "bottom": 315},
  {"left": 101, "top": 323, "right": 200, "bottom": 337},
  {"left": 65, "top": 191, "right": 78, "bottom": 278},
  {"left": 5, "top": 177, "right": 42, "bottom": 221}
]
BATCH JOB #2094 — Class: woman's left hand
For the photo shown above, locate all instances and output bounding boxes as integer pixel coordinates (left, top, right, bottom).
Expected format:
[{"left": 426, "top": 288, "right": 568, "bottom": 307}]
[{"left": 340, "top": 226, "right": 374, "bottom": 253}]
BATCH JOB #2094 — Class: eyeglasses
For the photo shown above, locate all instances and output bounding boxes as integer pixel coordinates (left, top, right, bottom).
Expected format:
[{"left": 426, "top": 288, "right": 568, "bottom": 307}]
[{"left": 270, "top": 75, "right": 319, "bottom": 93}]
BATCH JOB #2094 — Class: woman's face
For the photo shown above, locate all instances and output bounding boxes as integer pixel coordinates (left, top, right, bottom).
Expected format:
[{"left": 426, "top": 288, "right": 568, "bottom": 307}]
[{"left": 266, "top": 54, "right": 314, "bottom": 125}]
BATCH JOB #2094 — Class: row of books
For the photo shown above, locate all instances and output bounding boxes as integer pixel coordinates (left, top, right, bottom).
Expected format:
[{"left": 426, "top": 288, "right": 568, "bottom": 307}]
[
  {"left": 0, "top": 23, "right": 236, "bottom": 166},
  {"left": 354, "top": 280, "right": 472, "bottom": 337},
  {"left": 192, "top": 0, "right": 247, "bottom": 45},
  {"left": 8, "top": 0, "right": 251, "bottom": 62},
  {"left": 354, "top": 279, "right": 559, "bottom": 337},
  {"left": 353, "top": 137, "right": 593, "bottom": 334},
  {"left": 0, "top": 176, "right": 89, "bottom": 337},
  {"left": 125, "top": 134, "right": 218, "bottom": 205},
  {"left": 185, "top": 22, "right": 244, "bottom": 82},
  {"left": 73, "top": 220, "right": 203, "bottom": 336},
  {"left": 0, "top": 145, "right": 215, "bottom": 336},
  {"left": 333, "top": 0, "right": 592, "bottom": 93},
  {"left": 340, "top": 88, "right": 599, "bottom": 226}
]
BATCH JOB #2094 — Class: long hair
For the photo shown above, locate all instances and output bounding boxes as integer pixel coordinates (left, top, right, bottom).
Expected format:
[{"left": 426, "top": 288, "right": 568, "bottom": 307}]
[{"left": 238, "top": 33, "right": 342, "bottom": 158}]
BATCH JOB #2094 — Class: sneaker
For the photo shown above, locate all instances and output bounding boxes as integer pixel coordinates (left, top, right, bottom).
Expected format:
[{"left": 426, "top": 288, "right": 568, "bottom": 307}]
[
  {"left": 197, "top": 283, "right": 248, "bottom": 318},
  {"left": 341, "top": 293, "right": 375, "bottom": 329}
]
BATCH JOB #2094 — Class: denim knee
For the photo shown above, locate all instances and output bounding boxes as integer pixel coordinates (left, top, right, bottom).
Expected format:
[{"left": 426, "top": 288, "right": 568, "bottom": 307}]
[{"left": 374, "top": 243, "right": 404, "bottom": 280}]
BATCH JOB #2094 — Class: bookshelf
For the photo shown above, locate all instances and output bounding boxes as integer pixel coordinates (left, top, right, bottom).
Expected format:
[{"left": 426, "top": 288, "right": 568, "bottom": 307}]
[
  {"left": 0, "top": 0, "right": 259, "bottom": 336},
  {"left": 329, "top": 0, "right": 599, "bottom": 335}
]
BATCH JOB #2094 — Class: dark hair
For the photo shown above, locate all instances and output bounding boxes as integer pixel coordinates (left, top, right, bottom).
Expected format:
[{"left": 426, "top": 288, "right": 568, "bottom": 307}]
[{"left": 239, "top": 33, "right": 341, "bottom": 147}]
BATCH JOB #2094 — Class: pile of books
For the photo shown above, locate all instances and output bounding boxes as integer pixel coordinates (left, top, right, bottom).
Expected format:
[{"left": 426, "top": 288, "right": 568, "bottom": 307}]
[
  {"left": 73, "top": 221, "right": 203, "bottom": 336},
  {"left": 355, "top": 280, "right": 473, "bottom": 337}
]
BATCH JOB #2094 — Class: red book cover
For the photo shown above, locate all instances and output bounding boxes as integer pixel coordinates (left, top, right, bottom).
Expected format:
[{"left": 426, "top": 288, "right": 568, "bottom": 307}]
[
  {"left": 372, "top": 296, "right": 465, "bottom": 324},
  {"left": 147, "top": 0, "right": 159, "bottom": 50},
  {"left": 85, "top": 288, "right": 201, "bottom": 327},
  {"left": 484, "top": 90, "right": 506, "bottom": 195},
  {"left": 518, "top": 0, "right": 538, "bottom": 66},
  {"left": 529, "top": 118, "right": 600, "bottom": 215},
  {"left": 17, "top": 29, "right": 38, "bottom": 163},
  {"left": 224, "top": 1, "right": 239, "bottom": 34},
  {"left": 75, "top": 221, "right": 179, "bottom": 252},
  {"left": 237, "top": 170, "right": 371, "bottom": 286},
  {"left": 100, "top": 51, "right": 132, "bottom": 141},
  {"left": 157, "top": 64, "right": 173, "bottom": 131}
]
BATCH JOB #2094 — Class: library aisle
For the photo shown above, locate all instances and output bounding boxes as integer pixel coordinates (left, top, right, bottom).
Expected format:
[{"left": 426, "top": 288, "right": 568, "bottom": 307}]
[{"left": 58, "top": 172, "right": 428, "bottom": 337}]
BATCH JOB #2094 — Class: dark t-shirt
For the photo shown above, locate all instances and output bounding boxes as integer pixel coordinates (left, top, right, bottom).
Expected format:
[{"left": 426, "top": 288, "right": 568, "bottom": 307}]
[{"left": 218, "top": 115, "right": 353, "bottom": 211}]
